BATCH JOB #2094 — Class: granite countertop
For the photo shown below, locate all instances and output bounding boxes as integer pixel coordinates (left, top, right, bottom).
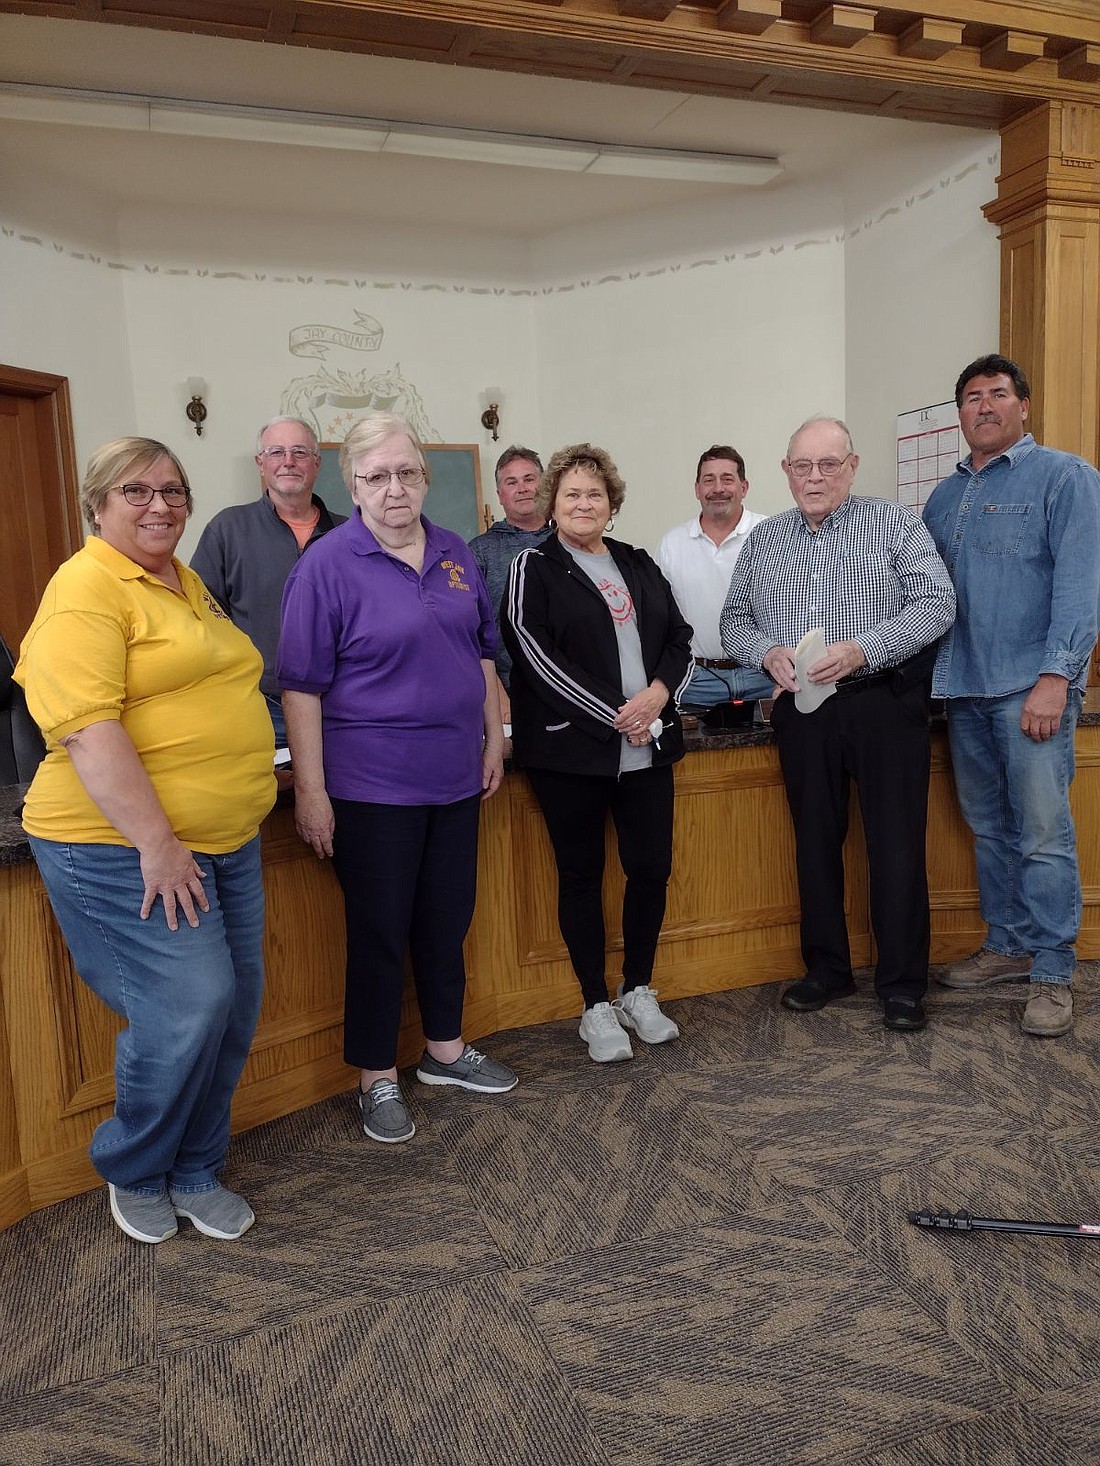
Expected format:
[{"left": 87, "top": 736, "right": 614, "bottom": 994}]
[
  {"left": 0, "top": 784, "right": 30, "bottom": 868},
  {"left": 4, "top": 695, "right": 1097, "bottom": 869}
]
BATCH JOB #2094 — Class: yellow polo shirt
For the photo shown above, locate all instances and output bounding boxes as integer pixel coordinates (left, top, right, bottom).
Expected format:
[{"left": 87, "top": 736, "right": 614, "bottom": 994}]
[{"left": 16, "top": 536, "right": 276, "bottom": 851}]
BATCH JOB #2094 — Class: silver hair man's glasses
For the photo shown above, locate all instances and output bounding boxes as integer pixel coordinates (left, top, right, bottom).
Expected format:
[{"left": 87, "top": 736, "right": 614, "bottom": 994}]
[
  {"left": 258, "top": 446, "right": 318, "bottom": 463},
  {"left": 114, "top": 483, "right": 191, "bottom": 507},
  {"left": 786, "top": 454, "right": 852, "bottom": 480},
  {"left": 354, "top": 467, "right": 426, "bottom": 491}
]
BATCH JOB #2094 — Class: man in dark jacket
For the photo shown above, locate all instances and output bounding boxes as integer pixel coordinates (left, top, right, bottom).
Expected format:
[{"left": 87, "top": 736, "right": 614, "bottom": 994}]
[{"left": 191, "top": 416, "right": 345, "bottom": 748}]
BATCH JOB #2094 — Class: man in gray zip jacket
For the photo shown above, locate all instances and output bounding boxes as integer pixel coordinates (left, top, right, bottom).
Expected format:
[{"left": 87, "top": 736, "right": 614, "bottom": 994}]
[{"left": 191, "top": 416, "right": 345, "bottom": 748}]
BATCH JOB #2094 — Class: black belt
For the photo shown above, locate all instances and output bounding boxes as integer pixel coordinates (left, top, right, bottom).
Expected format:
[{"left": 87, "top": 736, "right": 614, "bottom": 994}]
[
  {"left": 694, "top": 656, "right": 738, "bottom": 670},
  {"left": 834, "top": 670, "right": 894, "bottom": 698}
]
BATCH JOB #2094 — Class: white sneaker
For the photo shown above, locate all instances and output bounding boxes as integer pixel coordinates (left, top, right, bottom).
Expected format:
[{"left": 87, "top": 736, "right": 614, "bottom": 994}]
[
  {"left": 579, "top": 1001, "right": 633, "bottom": 1062},
  {"left": 613, "top": 983, "right": 680, "bottom": 1044}
]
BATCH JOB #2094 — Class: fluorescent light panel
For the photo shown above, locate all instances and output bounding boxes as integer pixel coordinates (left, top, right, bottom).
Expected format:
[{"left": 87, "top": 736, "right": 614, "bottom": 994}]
[{"left": 0, "top": 84, "right": 782, "bottom": 185}]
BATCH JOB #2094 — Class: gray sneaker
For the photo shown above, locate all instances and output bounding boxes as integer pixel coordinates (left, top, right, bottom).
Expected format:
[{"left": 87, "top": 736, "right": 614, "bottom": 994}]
[
  {"left": 614, "top": 983, "right": 680, "bottom": 1044},
  {"left": 170, "top": 1184, "right": 255, "bottom": 1240},
  {"left": 935, "top": 948, "right": 1032, "bottom": 989},
  {"left": 1021, "top": 982, "right": 1073, "bottom": 1038},
  {"left": 358, "top": 1079, "right": 416, "bottom": 1143},
  {"left": 415, "top": 1044, "right": 518, "bottom": 1093},
  {"left": 108, "top": 1183, "right": 178, "bottom": 1244}
]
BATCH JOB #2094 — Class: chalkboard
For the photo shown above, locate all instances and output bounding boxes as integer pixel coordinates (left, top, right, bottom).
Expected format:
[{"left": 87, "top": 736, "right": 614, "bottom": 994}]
[{"left": 316, "top": 443, "right": 486, "bottom": 542}]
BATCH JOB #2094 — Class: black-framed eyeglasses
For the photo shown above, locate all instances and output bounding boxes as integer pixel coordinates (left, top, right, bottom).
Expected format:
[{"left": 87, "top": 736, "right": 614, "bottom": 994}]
[
  {"left": 114, "top": 483, "right": 191, "bottom": 507},
  {"left": 258, "top": 446, "right": 318, "bottom": 463},
  {"left": 354, "top": 468, "right": 426, "bottom": 491},
  {"left": 786, "top": 454, "right": 852, "bottom": 480}
]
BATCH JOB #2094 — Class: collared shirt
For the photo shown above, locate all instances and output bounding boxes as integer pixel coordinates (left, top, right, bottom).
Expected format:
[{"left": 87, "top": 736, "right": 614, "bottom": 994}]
[
  {"left": 16, "top": 536, "right": 275, "bottom": 850},
  {"left": 656, "top": 509, "right": 767, "bottom": 659},
  {"left": 467, "top": 519, "right": 551, "bottom": 688},
  {"left": 278, "top": 513, "right": 496, "bottom": 806},
  {"left": 190, "top": 492, "right": 345, "bottom": 698},
  {"left": 720, "top": 494, "right": 955, "bottom": 673},
  {"left": 922, "top": 433, "right": 1100, "bottom": 698}
]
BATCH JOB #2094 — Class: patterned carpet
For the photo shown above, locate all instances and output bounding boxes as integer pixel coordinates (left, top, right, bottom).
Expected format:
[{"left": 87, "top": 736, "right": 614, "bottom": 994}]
[{"left": 3, "top": 967, "right": 1100, "bottom": 1466}]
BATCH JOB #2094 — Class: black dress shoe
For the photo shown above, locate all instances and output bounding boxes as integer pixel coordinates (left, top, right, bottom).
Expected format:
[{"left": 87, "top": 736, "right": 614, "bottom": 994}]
[
  {"left": 781, "top": 976, "right": 857, "bottom": 1012},
  {"left": 883, "top": 997, "right": 927, "bottom": 1031}
]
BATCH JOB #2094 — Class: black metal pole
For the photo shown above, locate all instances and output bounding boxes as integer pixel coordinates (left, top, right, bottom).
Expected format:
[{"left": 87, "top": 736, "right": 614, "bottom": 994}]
[{"left": 908, "top": 1208, "right": 1100, "bottom": 1238}]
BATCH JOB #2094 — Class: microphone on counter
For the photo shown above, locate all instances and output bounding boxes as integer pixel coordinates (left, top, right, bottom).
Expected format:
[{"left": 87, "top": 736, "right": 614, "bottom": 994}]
[{"left": 908, "top": 1208, "right": 1100, "bottom": 1239}]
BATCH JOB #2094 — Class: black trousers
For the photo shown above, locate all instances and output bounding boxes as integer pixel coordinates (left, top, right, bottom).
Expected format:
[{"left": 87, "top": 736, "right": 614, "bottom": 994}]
[
  {"left": 525, "top": 764, "right": 675, "bottom": 1010},
  {"left": 770, "top": 679, "right": 931, "bottom": 1000},
  {"left": 331, "top": 794, "right": 480, "bottom": 1070}
]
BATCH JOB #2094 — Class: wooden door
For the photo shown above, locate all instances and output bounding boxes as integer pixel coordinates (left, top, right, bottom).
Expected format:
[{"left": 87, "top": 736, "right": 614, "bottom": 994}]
[{"left": 0, "top": 365, "right": 83, "bottom": 650}]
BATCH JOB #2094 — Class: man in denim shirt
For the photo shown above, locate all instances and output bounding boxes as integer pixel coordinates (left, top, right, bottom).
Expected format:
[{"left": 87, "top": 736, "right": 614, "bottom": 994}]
[{"left": 923, "top": 354, "right": 1100, "bottom": 1037}]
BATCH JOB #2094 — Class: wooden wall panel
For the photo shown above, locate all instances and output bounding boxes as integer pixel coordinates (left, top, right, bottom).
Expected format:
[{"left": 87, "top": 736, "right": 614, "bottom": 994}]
[
  {"left": 4, "top": 725, "right": 1099, "bottom": 1229},
  {"left": 986, "top": 99, "right": 1100, "bottom": 467}
]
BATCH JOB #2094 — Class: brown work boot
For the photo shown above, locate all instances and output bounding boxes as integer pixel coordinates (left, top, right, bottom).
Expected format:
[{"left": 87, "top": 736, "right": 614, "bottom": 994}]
[
  {"left": 935, "top": 948, "right": 1031, "bottom": 989},
  {"left": 1021, "top": 982, "right": 1073, "bottom": 1038}
]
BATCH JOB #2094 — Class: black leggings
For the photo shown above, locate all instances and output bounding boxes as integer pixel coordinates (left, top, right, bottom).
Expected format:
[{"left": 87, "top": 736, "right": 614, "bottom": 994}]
[
  {"left": 331, "top": 794, "right": 480, "bottom": 1070},
  {"left": 525, "top": 764, "right": 675, "bottom": 1009}
]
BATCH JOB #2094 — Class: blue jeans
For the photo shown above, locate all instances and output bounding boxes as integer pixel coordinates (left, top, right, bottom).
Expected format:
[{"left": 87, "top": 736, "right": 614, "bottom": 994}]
[
  {"left": 947, "top": 689, "right": 1082, "bottom": 983},
  {"left": 681, "top": 664, "right": 774, "bottom": 711},
  {"left": 28, "top": 835, "right": 265, "bottom": 1193}
]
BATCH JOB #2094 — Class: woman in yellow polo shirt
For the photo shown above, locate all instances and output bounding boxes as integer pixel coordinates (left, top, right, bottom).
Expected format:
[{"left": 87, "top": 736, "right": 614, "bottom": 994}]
[{"left": 15, "top": 437, "right": 276, "bottom": 1245}]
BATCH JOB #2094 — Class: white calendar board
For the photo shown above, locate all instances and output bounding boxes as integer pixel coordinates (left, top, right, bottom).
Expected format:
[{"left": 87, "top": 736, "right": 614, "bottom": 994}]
[{"left": 896, "top": 401, "right": 961, "bottom": 512}]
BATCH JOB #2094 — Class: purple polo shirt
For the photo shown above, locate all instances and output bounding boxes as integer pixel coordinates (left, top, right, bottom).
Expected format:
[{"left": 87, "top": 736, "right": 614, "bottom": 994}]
[{"left": 277, "top": 513, "right": 497, "bottom": 805}]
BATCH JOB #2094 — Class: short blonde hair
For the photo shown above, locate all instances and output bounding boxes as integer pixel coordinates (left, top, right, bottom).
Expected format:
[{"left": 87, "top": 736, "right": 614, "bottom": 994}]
[
  {"left": 81, "top": 438, "right": 191, "bottom": 533},
  {"left": 538, "top": 443, "right": 626, "bottom": 522},
  {"left": 339, "top": 414, "right": 430, "bottom": 491}
]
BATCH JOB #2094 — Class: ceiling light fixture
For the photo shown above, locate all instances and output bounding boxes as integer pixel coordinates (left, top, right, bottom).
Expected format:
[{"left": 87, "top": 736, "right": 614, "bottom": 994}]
[{"left": 0, "top": 84, "right": 783, "bottom": 186}]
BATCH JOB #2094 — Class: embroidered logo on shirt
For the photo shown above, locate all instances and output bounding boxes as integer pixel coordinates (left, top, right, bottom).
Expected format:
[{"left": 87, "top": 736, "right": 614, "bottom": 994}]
[
  {"left": 597, "top": 578, "right": 635, "bottom": 625},
  {"left": 441, "top": 559, "right": 471, "bottom": 592},
  {"left": 201, "top": 590, "right": 231, "bottom": 620}
]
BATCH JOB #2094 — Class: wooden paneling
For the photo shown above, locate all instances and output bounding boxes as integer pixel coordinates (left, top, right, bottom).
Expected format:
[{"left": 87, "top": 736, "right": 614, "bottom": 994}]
[
  {"left": 985, "top": 99, "right": 1100, "bottom": 469},
  {"left": 0, "top": 741, "right": 859, "bottom": 1228},
  {"left": 11, "top": 721, "right": 1094, "bottom": 1231},
  {"left": 2, "top": 2, "right": 1099, "bottom": 130},
  {"left": 897, "top": 18, "right": 963, "bottom": 61},
  {"left": 0, "top": 367, "right": 83, "bottom": 650}
]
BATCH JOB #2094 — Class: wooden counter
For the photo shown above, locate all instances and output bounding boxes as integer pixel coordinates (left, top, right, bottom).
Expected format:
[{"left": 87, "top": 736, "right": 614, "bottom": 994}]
[{"left": 3, "top": 722, "right": 1099, "bottom": 1229}]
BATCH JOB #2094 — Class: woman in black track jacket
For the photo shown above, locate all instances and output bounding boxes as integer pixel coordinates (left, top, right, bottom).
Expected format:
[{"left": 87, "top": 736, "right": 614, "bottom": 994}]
[{"left": 501, "top": 442, "right": 693, "bottom": 1064}]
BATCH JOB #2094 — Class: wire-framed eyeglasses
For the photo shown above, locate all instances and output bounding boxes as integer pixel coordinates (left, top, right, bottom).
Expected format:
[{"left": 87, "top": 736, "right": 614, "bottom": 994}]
[
  {"left": 258, "top": 446, "right": 318, "bottom": 463},
  {"left": 354, "top": 467, "right": 426, "bottom": 491},
  {"left": 786, "top": 454, "right": 852, "bottom": 480}
]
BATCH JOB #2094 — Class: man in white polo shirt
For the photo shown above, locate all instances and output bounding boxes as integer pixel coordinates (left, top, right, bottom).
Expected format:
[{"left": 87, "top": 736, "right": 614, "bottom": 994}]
[{"left": 657, "top": 444, "right": 773, "bottom": 711}]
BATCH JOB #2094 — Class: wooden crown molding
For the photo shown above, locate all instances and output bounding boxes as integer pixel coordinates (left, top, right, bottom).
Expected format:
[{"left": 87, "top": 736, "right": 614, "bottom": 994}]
[{"left": 2, "top": 1, "right": 1099, "bottom": 129}]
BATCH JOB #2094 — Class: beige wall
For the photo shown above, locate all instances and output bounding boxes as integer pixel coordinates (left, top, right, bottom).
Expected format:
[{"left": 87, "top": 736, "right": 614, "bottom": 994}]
[{"left": 0, "top": 125, "right": 998, "bottom": 557}]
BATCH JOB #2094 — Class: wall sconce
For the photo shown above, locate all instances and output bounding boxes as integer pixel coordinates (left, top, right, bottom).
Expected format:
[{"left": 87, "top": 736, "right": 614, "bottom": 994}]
[
  {"left": 185, "top": 377, "right": 208, "bottom": 437},
  {"left": 479, "top": 387, "right": 502, "bottom": 443}
]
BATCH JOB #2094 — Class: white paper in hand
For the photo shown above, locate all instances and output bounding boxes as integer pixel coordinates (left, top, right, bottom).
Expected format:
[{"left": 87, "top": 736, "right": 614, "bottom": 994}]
[{"left": 793, "top": 628, "right": 837, "bottom": 714}]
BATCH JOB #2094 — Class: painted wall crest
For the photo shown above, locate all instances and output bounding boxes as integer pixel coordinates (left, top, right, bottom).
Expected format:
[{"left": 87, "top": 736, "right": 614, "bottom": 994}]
[{"left": 280, "top": 311, "right": 439, "bottom": 442}]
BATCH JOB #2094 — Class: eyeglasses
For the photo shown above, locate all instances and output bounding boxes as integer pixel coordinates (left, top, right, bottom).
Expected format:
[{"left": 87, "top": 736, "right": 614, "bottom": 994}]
[
  {"left": 115, "top": 483, "right": 191, "bottom": 507},
  {"left": 258, "top": 446, "right": 318, "bottom": 463},
  {"left": 354, "top": 468, "right": 426, "bottom": 491},
  {"left": 786, "top": 454, "right": 852, "bottom": 480}
]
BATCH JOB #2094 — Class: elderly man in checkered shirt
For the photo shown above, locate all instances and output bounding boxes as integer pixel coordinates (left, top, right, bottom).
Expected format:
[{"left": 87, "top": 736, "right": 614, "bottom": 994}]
[{"left": 720, "top": 416, "right": 955, "bottom": 1033}]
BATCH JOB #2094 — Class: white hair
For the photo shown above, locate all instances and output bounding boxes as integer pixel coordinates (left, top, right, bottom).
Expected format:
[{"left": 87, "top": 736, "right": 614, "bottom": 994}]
[
  {"left": 785, "top": 416, "right": 854, "bottom": 459},
  {"left": 255, "top": 417, "right": 319, "bottom": 453}
]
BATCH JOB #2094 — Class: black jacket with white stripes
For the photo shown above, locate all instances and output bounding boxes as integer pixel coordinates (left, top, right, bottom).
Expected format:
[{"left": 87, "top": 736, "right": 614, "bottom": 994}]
[{"left": 501, "top": 532, "right": 693, "bottom": 777}]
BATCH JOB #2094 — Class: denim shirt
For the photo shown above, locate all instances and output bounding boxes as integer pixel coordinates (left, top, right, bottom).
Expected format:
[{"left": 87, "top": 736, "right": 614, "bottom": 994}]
[
  {"left": 922, "top": 435, "right": 1100, "bottom": 698},
  {"left": 467, "top": 519, "right": 551, "bottom": 687}
]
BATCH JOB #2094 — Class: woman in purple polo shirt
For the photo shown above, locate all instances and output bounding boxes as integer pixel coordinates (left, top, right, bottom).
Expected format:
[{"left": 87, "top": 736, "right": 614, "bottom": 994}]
[{"left": 278, "top": 414, "right": 518, "bottom": 1144}]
